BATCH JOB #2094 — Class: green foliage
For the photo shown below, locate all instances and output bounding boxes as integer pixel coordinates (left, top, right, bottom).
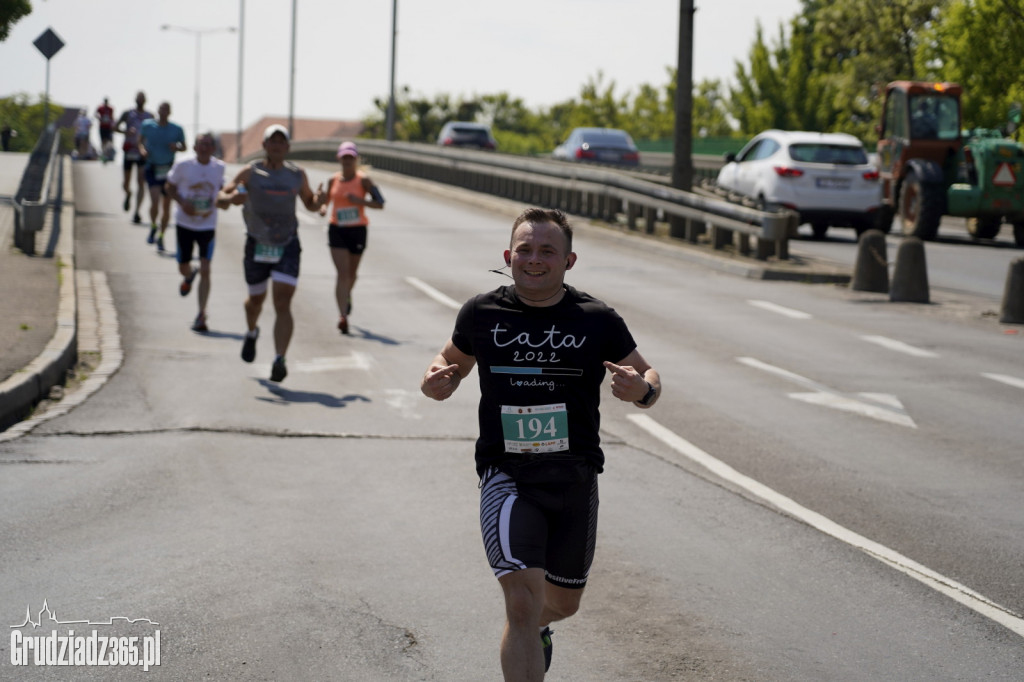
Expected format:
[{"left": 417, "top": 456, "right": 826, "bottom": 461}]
[
  {"left": 0, "top": 93, "right": 67, "bottom": 153},
  {"left": 927, "top": 0, "right": 1024, "bottom": 132},
  {"left": 0, "top": 0, "right": 32, "bottom": 42},
  {"left": 360, "top": 0, "right": 1024, "bottom": 154}
]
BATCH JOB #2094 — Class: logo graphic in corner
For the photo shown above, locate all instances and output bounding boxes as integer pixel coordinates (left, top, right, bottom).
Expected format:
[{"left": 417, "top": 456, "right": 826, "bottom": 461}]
[{"left": 9, "top": 600, "right": 161, "bottom": 671}]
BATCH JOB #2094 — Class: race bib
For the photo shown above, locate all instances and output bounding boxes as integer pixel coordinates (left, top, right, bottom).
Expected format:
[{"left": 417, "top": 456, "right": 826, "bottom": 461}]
[
  {"left": 334, "top": 207, "right": 361, "bottom": 226},
  {"left": 192, "top": 197, "right": 212, "bottom": 213},
  {"left": 253, "top": 243, "right": 285, "bottom": 263},
  {"left": 500, "top": 403, "right": 570, "bottom": 454},
  {"left": 153, "top": 164, "right": 171, "bottom": 181}
]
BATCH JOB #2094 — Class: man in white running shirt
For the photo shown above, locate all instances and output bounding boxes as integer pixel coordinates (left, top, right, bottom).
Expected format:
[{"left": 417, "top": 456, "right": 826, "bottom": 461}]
[{"left": 166, "top": 132, "right": 227, "bottom": 332}]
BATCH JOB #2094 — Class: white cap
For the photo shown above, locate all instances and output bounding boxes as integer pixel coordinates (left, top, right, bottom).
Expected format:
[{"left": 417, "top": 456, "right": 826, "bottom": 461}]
[{"left": 263, "top": 124, "right": 290, "bottom": 142}]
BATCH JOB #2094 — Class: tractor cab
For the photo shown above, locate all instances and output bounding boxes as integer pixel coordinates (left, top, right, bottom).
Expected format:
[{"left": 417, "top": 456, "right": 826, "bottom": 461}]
[{"left": 876, "top": 81, "right": 962, "bottom": 207}]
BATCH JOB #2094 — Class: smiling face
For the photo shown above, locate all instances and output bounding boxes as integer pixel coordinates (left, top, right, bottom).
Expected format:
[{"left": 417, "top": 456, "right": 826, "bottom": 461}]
[{"left": 505, "top": 220, "right": 576, "bottom": 305}]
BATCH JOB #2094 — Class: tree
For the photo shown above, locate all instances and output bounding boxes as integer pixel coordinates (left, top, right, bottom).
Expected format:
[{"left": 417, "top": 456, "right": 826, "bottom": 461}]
[
  {"left": 0, "top": 0, "right": 31, "bottom": 42},
  {"left": 811, "top": 0, "right": 943, "bottom": 138},
  {"left": 926, "top": 0, "right": 1024, "bottom": 130},
  {"left": 0, "top": 93, "right": 64, "bottom": 153}
]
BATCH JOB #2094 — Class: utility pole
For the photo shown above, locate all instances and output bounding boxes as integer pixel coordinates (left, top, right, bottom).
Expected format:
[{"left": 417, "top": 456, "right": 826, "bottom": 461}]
[
  {"left": 236, "top": 0, "right": 245, "bottom": 161},
  {"left": 288, "top": 0, "right": 297, "bottom": 138},
  {"left": 670, "top": 0, "right": 696, "bottom": 238},
  {"left": 386, "top": 0, "right": 398, "bottom": 141}
]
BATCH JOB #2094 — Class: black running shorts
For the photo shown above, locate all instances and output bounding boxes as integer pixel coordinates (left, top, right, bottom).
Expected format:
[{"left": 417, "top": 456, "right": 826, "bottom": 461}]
[
  {"left": 243, "top": 236, "right": 301, "bottom": 286},
  {"left": 328, "top": 224, "right": 368, "bottom": 254},
  {"left": 479, "top": 466, "right": 599, "bottom": 589},
  {"left": 175, "top": 226, "right": 216, "bottom": 264}
]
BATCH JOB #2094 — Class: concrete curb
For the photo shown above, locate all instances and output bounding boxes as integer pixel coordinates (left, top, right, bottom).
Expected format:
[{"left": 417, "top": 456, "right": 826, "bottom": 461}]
[{"left": 0, "top": 156, "right": 77, "bottom": 433}]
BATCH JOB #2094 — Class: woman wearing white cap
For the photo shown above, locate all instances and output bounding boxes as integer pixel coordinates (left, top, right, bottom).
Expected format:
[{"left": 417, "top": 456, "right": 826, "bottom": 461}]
[{"left": 319, "top": 140, "right": 385, "bottom": 334}]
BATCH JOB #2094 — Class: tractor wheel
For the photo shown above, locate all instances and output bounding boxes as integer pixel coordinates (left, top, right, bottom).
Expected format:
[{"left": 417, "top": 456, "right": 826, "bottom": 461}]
[
  {"left": 899, "top": 170, "right": 943, "bottom": 240},
  {"left": 1013, "top": 222, "right": 1024, "bottom": 248},
  {"left": 967, "top": 216, "right": 1002, "bottom": 240}
]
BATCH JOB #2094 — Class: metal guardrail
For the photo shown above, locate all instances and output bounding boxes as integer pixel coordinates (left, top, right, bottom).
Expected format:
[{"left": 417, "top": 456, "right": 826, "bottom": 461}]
[
  {"left": 284, "top": 139, "right": 793, "bottom": 260},
  {"left": 13, "top": 126, "right": 62, "bottom": 255}
]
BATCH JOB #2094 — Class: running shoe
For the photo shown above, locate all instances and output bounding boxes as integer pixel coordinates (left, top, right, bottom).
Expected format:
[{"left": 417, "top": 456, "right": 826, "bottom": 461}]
[
  {"left": 133, "top": 213, "right": 142, "bottom": 224},
  {"left": 180, "top": 267, "right": 198, "bottom": 296},
  {"left": 270, "top": 356, "right": 287, "bottom": 382},
  {"left": 540, "top": 627, "right": 553, "bottom": 672},
  {"left": 191, "top": 312, "right": 208, "bottom": 332},
  {"left": 123, "top": 192, "right": 131, "bottom": 211},
  {"left": 147, "top": 226, "right": 156, "bottom": 243},
  {"left": 338, "top": 316, "right": 349, "bottom": 335},
  {"left": 241, "top": 327, "right": 259, "bottom": 363},
  {"left": 156, "top": 235, "right": 165, "bottom": 252}
]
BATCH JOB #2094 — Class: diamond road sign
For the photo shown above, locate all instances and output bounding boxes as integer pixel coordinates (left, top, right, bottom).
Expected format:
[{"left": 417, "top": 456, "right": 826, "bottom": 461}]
[{"left": 33, "top": 28, "right": 65, "bottom": 60}]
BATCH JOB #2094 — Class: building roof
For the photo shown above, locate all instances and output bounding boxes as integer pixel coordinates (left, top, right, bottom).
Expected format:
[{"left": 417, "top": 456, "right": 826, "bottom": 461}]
[{"left": 218, "top": 116, "right": 364, "bottom": 163}]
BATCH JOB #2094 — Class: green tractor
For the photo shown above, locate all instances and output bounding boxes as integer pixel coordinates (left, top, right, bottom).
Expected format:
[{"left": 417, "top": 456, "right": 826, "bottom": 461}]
[{"left": 875, "top": 81, "right": 1024, "bottom": 247}]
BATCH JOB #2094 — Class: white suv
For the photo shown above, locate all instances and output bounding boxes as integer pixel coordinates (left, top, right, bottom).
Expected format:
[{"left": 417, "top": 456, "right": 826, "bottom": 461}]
[{"left": 716, "top": 130, "right": 883, "bottom": 239}]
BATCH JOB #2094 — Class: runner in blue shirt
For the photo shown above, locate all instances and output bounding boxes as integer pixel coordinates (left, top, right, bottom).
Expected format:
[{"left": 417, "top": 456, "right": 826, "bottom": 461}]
[{"left": 140, "top": 102, "right": 186, "bottom": 252}]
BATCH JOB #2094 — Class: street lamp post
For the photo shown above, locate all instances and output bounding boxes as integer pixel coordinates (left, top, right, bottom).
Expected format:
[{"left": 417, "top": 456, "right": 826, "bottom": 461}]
[{"left": 161, "top": 24, "right": 237, "bottom": 140}]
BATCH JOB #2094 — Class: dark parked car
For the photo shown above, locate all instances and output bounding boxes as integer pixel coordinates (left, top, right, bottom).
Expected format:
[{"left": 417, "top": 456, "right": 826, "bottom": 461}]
[
  {"left": 437, "top": 122, "right": 497, "bottom": 150},
  {"left": 552, "top": 127, "right": 640, "bottom": 167}
]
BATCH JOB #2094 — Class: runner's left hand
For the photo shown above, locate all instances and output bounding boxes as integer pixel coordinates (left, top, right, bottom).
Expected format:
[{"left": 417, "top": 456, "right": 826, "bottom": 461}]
[{"left": 604, "top": 361, "right": 647, "bottom": 402}]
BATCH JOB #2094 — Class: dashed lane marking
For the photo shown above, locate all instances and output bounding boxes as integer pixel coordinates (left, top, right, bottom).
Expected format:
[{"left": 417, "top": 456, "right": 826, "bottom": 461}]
[
  {"left": 747, "top": 299, "right": 812, "bottom": 319},
  {"left": 861, "top": 335, "right": 939, "bottom": 358},
  {"left": 405, "top": 276, "right": 461, "bottom": 310},
  {"left": 737, "top": 356, "right": 916, "bottom": 428},
  {"left": 982, "top": 373, "right": 1024, "bottom": 390}
]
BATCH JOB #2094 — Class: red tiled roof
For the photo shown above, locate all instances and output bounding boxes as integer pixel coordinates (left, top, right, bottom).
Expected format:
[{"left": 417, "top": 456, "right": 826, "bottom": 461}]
[{"left": 218, "top": 116, "right": 364, "bottom": 162}]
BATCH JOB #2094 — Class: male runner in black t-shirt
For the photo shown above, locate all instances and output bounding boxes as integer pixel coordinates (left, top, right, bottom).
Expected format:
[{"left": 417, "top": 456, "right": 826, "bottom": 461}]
[{"left": 421, "top": 207, "right": 661, "bottom": 679}]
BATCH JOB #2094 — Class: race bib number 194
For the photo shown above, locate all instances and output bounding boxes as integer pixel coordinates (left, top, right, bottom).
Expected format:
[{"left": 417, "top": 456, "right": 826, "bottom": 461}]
[{"left": 500, "top": 403, "right": 569, "bottom": 454}]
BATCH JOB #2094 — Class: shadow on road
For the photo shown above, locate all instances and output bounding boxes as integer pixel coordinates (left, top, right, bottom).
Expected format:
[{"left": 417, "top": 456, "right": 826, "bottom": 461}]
[{"left": 255, "top": 379, "right": 369, "bottom": 408}]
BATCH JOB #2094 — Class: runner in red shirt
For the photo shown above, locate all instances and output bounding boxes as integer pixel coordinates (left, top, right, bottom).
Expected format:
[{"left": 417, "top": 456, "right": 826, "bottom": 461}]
[{"left": 95, "top": 98, "right": 115, "bottom": 163}]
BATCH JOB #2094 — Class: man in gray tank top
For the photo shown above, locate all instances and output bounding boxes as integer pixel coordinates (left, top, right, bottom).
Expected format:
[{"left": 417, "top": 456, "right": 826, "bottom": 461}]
[{"left": 218, "top": 124, "right": 325, "bottom": 382}]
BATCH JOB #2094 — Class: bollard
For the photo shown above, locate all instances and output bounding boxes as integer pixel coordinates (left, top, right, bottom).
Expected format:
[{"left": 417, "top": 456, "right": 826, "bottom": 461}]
[
  {"left": 1000, "top": 257, "right": 1024, "bottom": 324},
  {"left": 851, "top": 229, "right": 889, "bottom": 293},
  {"left": 890, "top": 237, "right": 930, "bottom": 303}
]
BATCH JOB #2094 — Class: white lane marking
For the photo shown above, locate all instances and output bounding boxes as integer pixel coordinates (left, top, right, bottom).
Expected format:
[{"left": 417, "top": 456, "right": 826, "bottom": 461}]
[
  {"left": 788, "top": 392, "right": 916, "bottom": 428},
  {"left": 747, "top": 299, "right": 812, "bottom": 319},
  {"left": 384, "top": 389, "right": 423, "bottom": 420},
  {"left": 406, "top": 276, "right": 461, "bottom": 310},
  {"left": 738, "top": 357, "right": 916, "bottom": 428},
  {"left": 982, "top": 373, "right": 1024, "bottom": 390},
  {"left": 861, "top": 335, "right": 939, "bottom": 358},
  {"left": 294, "top": 353, "right": 373, "bottom": 373},
  {"left": 627, "top": 414, "right": 1024, "bottom": 639}
]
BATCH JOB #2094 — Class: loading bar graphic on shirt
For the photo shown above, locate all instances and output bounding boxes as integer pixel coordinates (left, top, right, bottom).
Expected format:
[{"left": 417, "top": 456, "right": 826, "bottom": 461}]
[{"left": 491, "top": 366, "right": 584, "bottom": 376}]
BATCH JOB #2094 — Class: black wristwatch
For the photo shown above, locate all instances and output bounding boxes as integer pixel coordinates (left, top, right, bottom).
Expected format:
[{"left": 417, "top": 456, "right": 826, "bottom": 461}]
[{"left": 636, "top": 381, "right": 657, "bottom": 406}]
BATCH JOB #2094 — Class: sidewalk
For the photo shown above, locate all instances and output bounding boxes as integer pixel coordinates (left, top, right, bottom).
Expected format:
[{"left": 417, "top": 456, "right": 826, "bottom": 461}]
[{"left": 0, "top": 151, "right": 77, "bottom": 432}]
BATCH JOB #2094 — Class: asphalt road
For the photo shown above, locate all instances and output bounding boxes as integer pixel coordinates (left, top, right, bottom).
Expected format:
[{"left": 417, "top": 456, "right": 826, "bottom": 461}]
[
  {"left": 1, "top": 160, "right": 1023, "bottom": 680},
  {"left": 788, "top": 216, "right": 1022, "bottom": 299}
]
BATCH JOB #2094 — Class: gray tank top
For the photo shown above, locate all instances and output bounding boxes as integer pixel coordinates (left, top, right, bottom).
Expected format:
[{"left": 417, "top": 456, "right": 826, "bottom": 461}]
[{"left": 241, "top": 161, "right": 304, "bottom": 246}]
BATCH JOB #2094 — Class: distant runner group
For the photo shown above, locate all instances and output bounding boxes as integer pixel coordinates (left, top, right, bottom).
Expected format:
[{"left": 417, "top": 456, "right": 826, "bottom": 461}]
[{"left": 96, "top": 91, "right": 385, "bottom": 383}]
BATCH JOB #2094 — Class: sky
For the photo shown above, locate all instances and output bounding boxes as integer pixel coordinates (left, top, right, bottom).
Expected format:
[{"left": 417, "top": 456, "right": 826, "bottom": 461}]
[{"left": 1, "top": 0, "right": 802, "bottom": 139}]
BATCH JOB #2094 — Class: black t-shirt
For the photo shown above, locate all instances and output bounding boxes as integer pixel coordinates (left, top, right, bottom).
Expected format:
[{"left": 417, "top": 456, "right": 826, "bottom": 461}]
[{"left": 452, "top": 284, "right": 637, "bottom": 476}]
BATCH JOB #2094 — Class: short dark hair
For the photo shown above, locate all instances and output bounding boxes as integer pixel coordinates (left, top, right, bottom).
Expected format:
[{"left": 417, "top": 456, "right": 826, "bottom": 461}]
[{"left": 511, "top": 208, "right": 573, "bottom": 252}]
